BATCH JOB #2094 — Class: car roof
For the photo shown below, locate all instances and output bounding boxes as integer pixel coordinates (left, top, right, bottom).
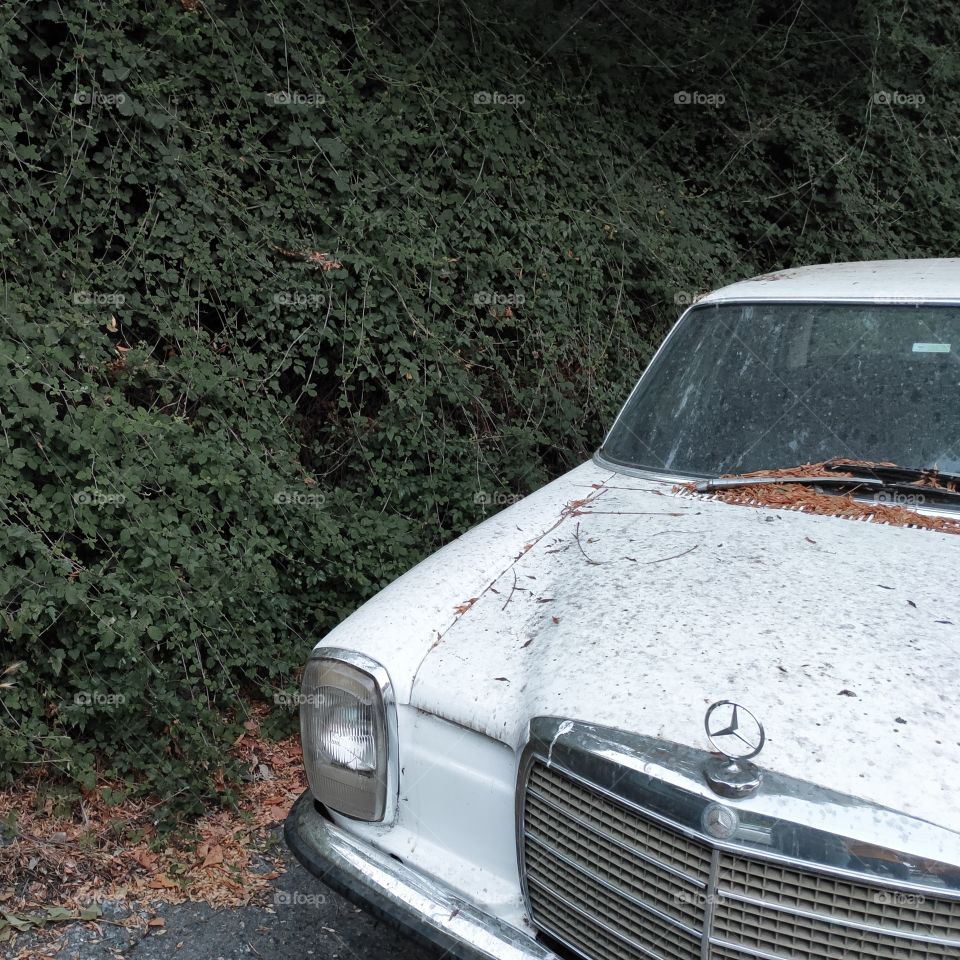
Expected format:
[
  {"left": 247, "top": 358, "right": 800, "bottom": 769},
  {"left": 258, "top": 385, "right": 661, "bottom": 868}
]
[{"left": 698, "top": 258, "right": 960, "bottom": 305}]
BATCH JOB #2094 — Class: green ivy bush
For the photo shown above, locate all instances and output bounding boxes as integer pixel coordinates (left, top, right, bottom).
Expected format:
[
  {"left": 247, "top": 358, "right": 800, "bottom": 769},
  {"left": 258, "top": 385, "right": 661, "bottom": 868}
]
[{"left": 1, "top": 0, "right": 956, "bottom": 820}]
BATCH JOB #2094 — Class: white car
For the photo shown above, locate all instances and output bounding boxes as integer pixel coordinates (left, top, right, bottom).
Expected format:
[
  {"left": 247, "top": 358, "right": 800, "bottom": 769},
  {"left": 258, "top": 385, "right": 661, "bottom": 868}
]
[{"left": 285, "top": 259, "right": 960, "bottom": 960}]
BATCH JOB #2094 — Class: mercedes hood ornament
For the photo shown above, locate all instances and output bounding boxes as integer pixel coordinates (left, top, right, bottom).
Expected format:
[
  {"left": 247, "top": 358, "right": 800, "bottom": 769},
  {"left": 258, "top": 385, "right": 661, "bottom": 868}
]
[{"left": 703, "top": 700, "right": 766, "bottom": 799}]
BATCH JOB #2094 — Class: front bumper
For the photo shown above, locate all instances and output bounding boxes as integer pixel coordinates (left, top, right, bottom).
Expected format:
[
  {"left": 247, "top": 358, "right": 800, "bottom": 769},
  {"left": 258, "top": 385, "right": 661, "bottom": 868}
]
[{"left": 284, "top": 791, "right": 557, "bottom": 960}]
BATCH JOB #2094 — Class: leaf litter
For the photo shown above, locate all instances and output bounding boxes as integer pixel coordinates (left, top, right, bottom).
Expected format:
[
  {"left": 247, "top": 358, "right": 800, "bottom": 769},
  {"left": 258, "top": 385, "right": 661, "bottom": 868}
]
[
  {"left": 0, "top": 702, "right": 307, "bottom": 948},
  {"left": 680, "top": 461, "right": 960, "bottom": 536}
]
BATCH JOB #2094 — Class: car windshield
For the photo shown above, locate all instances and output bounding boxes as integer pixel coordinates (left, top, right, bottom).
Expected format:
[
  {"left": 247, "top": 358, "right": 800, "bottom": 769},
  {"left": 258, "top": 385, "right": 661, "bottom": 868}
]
[{"left": 601, "top": 301, "right": 960, "bottom": 477}]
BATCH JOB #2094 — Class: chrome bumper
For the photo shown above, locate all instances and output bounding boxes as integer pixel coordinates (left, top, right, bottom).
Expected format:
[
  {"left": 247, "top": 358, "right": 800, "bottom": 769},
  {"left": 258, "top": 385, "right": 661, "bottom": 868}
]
[{"left": 284, "top": 791, "right": 557, "bottom": 960}]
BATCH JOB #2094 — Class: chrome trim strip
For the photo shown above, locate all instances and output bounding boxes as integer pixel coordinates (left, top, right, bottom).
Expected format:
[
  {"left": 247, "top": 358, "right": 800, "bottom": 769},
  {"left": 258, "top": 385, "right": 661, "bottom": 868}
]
[
  {"left": 527, "top": 875, "right": 675, "bottom": 960},
  {"left": 701, "top": 849, "right": 720, "bottom": 960},
  {"left": 597, "top": 300, "right": 695, "bottom": 455},
  {"left": 307, "top": 646, "right": 400, "bottom": 824},
  {"left": 524, "top": 831, "right": 703, "bottom": 939},
  {"left": 715, "top": 887, "right": 960, "bottom": 947},
  {"left": 700, "top": 295, "right": 960, "bottom": 305},
  {"left": 285, "top": 792, "right": 557, "bottom": 960},
  {"left": 706, "top": 938, "right": 786, "bottom": 960},
  {"left": 525, "top": 784, "right": 707, "bottom": 888},
  {"left": 532, "top": 920, "right": 666, "bottom": 960},
  {"left": 590, "top": 454, "right": 696, "bottom": 488},
  {"left": 515, "top": 726, "right": 535, "bottom": 940},
  {"left": 518, "top": 721, "right": 960, "bottom": 897}
]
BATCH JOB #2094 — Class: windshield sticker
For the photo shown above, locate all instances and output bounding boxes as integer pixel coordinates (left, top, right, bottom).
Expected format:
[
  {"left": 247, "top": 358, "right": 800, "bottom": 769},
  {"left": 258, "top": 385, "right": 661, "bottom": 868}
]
[{"left": 912, "top": 342, "right": 951, "bottom": 353}]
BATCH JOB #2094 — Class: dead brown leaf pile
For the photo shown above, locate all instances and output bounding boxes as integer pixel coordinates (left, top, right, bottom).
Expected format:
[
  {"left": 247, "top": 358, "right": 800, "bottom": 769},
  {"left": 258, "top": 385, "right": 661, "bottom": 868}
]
[
  {"left": 682, "top": 460, "right": 960, "bottom": 536},
  {"left": 270, "top": 244, "right": 342, "bottom": 270},
  {"left": 0, "top": 704, "right": 306, "bottom": 922}
]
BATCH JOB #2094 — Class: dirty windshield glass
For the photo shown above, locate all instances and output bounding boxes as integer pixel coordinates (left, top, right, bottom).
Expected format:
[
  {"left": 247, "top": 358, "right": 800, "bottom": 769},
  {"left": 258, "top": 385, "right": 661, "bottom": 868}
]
[{"left": 601, "top": 302, "right": 960, "bottom": 476}]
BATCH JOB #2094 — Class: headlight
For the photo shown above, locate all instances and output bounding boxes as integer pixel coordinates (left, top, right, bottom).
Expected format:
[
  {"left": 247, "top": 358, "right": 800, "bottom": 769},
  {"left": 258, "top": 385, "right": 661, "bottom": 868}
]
[{"left": 299, "top": 649, "right": 397, "bottom": 822}]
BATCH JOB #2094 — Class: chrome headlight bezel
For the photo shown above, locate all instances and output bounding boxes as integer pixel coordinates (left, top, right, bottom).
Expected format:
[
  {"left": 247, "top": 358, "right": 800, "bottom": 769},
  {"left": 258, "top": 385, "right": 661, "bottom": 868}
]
[{"left": 299, "top": 648, "right": 399, "bottom": 823}]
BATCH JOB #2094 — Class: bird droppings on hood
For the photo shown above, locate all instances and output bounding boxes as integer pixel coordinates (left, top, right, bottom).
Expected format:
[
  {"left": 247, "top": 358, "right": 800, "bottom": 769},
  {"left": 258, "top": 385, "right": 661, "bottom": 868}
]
[{"left": 546, "top": 720, "right": 574, "bottom": 767}]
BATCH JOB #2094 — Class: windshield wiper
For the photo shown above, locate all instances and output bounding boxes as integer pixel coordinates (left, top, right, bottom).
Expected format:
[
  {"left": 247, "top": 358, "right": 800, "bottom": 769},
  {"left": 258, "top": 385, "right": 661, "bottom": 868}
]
[
  {"left": 822, "top": 460, "right": 960, "bottom": 489},
  {"left": 695, "top": 470, "right": 960, "bottom": 505},
  {"left": 696, "top": 475, "right": 880, "bottom": 493}
]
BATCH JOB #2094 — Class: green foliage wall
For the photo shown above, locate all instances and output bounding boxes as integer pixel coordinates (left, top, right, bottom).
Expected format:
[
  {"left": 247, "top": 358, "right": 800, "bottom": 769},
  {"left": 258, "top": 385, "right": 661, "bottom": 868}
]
[{"left": 1, "top": 0, "right": 957, "bottom": 816}]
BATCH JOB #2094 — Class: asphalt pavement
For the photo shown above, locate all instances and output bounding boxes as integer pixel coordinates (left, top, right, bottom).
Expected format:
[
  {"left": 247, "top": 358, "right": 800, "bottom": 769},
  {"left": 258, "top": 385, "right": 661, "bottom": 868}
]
[{"left": 11, "top": 829, "right": 441, "bottom": 960}]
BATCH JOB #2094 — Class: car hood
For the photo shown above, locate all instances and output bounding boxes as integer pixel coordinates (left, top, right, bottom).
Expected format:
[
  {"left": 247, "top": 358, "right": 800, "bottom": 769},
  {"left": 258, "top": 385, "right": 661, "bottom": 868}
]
[{"left": 409, "top": 464, "right": 960, "bottom": 833}]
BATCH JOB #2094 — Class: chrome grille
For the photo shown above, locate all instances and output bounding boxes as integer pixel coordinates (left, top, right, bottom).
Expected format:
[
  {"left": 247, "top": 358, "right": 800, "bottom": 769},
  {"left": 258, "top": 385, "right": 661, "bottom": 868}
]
[
  {"left": 527, "top": 764, "right": 712, "bottom": 882},
  {"left": 521, "top": 760, "right": 960, "bottom": 960},
  {"left": 713, "top": 897, "right": 957, "bottom": 960},
  {"left": 718, "top": 855, "right": 960, "bottom": 942}
]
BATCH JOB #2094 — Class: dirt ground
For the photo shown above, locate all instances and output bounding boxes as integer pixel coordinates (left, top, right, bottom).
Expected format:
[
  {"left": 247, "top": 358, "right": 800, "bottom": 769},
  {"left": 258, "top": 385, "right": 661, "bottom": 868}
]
[{"left": 8, "top": 826, "right": 439, "bottom": 960}]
